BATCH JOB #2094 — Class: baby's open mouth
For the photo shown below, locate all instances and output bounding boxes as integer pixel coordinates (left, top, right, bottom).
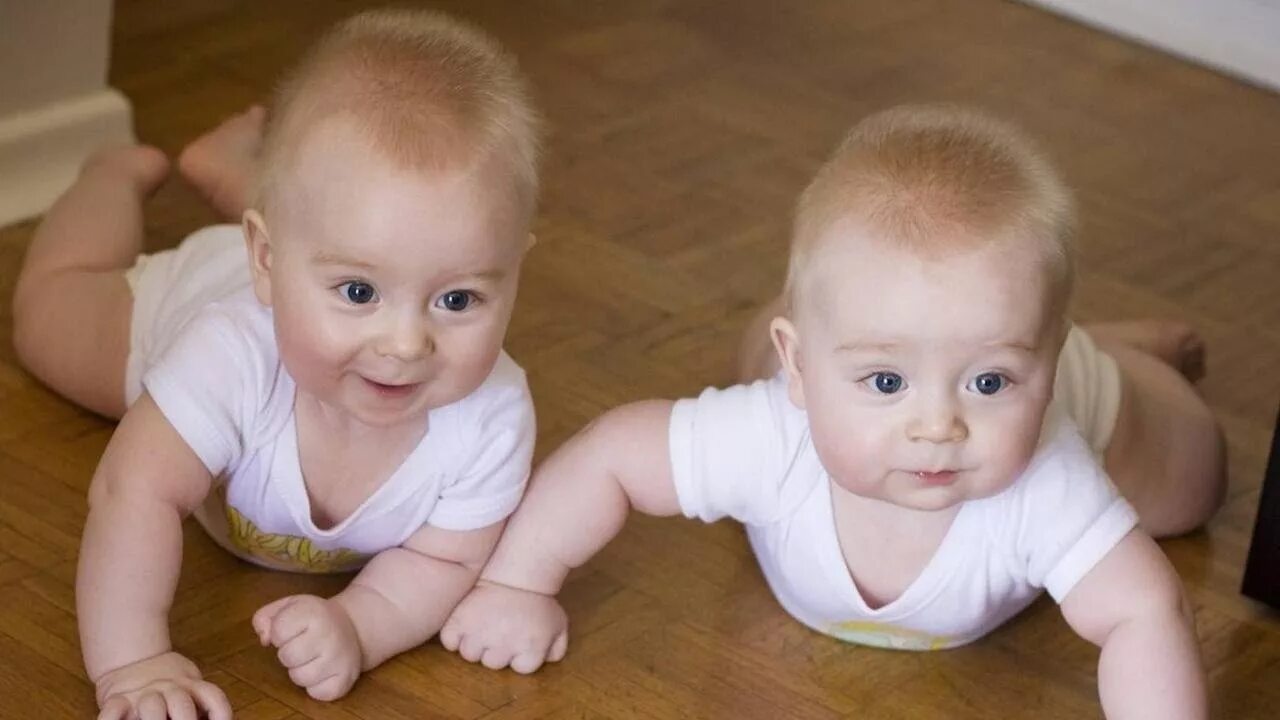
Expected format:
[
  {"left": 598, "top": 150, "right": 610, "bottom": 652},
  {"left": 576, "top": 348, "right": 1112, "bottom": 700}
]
[
  {"left": 915, "top": 470, "right": 959, "bottom": 486},
  {"left": 363, "top": 377, "right": 421, "bottom": 397}
]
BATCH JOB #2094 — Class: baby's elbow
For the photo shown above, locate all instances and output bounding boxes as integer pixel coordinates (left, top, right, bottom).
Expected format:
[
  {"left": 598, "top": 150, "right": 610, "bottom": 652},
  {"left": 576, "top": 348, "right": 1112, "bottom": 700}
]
[
  {"left": 85, "top": 466, "right": 122, "bottom": 510},
  {"left": 1124, "top": 570, "right": 1196, "bottom": 641}
]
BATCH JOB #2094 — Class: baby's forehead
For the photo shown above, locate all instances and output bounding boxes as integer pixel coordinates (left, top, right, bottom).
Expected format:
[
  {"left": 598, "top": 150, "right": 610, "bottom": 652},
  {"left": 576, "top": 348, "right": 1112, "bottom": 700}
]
[
  {"left": 797, "top": 230, "right": 1061, "bottom": 323},
  {"left": 807, "top": 218, "right": 1057, "bottom": 283},
  {"left": 275, "top": 121, "right": 522, "bottom": 213}
]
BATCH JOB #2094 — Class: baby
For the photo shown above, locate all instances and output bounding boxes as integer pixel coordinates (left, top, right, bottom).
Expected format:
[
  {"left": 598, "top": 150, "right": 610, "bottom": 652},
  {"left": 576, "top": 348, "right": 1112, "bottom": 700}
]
[
  {"left": 441, "top": 106, "right": 1225, "bottom": 719},
  {"left": 13, "top": 9, "right": 539, "bottom": 719}
]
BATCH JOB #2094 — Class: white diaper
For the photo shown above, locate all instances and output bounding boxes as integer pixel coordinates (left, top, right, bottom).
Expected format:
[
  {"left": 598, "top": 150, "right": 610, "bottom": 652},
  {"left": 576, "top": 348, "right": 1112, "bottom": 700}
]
[
  {"left": 1052, "top": 325, "right": 1122, "bottom": 454},
  {"left": 123, "top": 224, "right": 252, "bottom": 406}
]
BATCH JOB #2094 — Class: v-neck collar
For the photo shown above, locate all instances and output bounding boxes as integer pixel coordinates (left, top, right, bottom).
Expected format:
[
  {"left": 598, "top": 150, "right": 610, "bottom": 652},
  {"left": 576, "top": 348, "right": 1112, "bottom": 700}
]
[
  {"left": 270, "top": 395, "right": 438, "bottom": 538},
  {"left": 817, "top": 478, "right": 973, "bottom": 620}
]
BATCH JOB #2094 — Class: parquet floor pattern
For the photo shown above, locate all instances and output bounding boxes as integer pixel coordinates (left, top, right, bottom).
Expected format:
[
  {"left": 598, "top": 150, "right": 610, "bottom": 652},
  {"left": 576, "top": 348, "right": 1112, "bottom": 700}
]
[{"left": 0, "top": 1, "right": 1277, "bottom": 718}]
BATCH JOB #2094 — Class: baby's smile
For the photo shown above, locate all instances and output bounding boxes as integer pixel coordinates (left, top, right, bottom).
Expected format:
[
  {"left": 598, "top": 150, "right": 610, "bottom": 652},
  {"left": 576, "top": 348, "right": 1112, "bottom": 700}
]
[
  {"left": 914, "top": 470, "right": 959, "bottom": 486},
  {"left": 361, "top": 376, "right": 423, "bottom": 399}
]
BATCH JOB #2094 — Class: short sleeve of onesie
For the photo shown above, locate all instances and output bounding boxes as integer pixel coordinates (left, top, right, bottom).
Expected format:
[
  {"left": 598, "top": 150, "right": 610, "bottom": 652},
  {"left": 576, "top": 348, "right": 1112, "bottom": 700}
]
[
  {"left": 1013, "top": 415, "right": 1140, "bottom": 602},
  {"left": 668, "top": 378, "right": 803, "bottom": 526},
  {"left": 428, "top": 354, "right": 536, "bottom": 532},
  {"left": 142, "top": 307, "right": 266, "bottom": 475}
]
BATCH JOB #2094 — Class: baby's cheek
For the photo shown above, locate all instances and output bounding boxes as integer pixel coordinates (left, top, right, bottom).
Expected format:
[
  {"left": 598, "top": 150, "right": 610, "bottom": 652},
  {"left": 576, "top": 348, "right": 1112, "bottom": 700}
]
[
  {"left": 813, "top": 423, "right": 877, "bottom": 488},
  {"left": 275, "top": 311, "right": 345, "bottom": 384},
  {"left": 993, "top": 421, "right": 1042, "bottom": 478},
  {"left": 438, "top": 329, "right": 505, "bottom": 396}
]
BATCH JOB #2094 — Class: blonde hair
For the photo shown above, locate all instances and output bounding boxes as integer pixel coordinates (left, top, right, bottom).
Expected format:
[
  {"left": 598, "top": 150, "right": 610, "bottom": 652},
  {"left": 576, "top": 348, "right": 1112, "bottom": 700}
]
[
  {"left": 255, "top": 9, "right": 540, "bottom": 220},
  {"left": 786, "top": 105, "right": 1076, "bottom": 313}
]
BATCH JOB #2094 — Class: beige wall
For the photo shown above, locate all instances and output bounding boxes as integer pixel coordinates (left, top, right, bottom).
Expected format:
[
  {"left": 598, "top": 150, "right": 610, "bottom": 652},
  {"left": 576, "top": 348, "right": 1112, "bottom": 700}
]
[
  {"left": 0, "top": 1, "right": 113, "bottom": 116},
  {"left": 0, "top": 0, "right": 132, "bottom": 227},
  {"left": 1022, "top": 0, "right": 1280, "bottom": 93}
]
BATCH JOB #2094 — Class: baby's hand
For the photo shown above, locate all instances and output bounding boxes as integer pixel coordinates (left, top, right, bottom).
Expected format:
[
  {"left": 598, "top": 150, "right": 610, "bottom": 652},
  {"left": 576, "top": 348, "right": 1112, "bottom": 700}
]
[
  {"left": 94, "top": 650, "right": 230, "bottom": 720},
  {"left": 252, "top": 594, "right": 363, "bottom": 701},
  {"left": 439, "top": 579, "right": 569, "bottom": 674}
]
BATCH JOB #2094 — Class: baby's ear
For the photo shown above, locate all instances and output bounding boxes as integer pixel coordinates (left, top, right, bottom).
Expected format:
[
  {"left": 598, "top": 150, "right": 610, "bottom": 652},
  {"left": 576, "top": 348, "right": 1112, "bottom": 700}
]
[
  {"left": 770, "top": 316, "right": 806, "bottom": 410},
  {"left": 242, "top": 210, "right": 274, "bottom": 307}
]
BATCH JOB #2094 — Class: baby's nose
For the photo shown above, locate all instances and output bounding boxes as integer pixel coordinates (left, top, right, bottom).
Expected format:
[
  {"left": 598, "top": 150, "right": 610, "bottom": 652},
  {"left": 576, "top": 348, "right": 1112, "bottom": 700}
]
[
  {"left": 377, "top": 314, "right": 434, "bottom": 360},
  {"left": 907, "top": 402, "right": 968, "bottom": 444}
]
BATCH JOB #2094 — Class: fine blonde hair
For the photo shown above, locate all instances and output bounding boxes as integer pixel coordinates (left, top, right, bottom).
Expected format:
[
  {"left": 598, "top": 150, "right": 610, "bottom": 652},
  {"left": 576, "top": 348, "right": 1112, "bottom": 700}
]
[
  {"left": 255, "top": 8, "right": 540, "bottom": 220},
  {"left": 786, "top": 105, "right": 1076, "bottom": 314}
]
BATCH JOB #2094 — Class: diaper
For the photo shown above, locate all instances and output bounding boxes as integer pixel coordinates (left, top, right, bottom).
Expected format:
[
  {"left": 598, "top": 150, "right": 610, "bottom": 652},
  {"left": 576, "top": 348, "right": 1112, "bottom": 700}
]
[
  {"left": 1052, "top": 325, "right": 1122, "bottom": 454},
  {"left": 123, "top": 224, "right": 252, "bottom": 405}
]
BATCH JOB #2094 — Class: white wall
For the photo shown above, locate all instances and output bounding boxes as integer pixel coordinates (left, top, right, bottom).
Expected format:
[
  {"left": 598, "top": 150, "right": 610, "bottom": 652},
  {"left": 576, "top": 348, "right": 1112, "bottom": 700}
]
[
  {"left": 1022, "top": 0, "right": 1280, "bottom": 93},
  {"left": 0, "top": 0, "right": 133, "bottom": 227}
]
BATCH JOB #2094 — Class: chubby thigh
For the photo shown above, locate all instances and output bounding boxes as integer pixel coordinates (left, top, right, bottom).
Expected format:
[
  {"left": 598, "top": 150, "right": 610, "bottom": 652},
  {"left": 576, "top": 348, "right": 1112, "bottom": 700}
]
[{"left": 1096, "top": 342, "right": 1224, "bottom": 537}]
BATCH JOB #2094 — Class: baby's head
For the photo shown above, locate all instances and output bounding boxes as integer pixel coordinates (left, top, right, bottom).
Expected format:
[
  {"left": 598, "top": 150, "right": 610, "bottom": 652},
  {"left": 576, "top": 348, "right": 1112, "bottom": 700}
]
[
  {"left": 243, "top": 9, "right": 540, "bottom": 427},
  {"left": 771, "top": 105, "right": 1076, "bottom": 510}
]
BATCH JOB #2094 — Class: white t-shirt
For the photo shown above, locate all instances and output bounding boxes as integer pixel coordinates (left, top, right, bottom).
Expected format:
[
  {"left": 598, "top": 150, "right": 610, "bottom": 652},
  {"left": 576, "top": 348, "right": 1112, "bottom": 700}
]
[
  {"left": 668, "top": 375, "right": 1137, "bottom": 650},
  {"left": 142, "top": 288, "right": 535, "bottom": 573}
]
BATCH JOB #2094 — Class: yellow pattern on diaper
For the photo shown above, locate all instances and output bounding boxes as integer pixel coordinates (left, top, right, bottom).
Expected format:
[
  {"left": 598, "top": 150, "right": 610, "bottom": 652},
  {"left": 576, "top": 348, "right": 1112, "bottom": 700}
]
[
  {"left": 224, "top": 502, "right": 369, "bottom": 574},
  {"left": 826, "top": 620, "right": 956, "bottom": 651}
]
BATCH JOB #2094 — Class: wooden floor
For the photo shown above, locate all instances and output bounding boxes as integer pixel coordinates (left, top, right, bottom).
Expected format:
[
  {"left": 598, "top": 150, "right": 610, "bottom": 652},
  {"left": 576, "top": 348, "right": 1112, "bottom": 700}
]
[{"left": 1, "top": 1, "right": 1278, "bottom": 718}]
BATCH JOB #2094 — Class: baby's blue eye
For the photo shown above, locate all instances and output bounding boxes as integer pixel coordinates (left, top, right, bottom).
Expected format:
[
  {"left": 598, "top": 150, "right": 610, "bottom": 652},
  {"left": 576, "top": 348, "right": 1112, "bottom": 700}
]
[
  {"left": 338, "top": 281, "right": 377, "bottom": 305},
  {"left": 436, "top": 290, "right": 473, "bottom": 312},
  {"left": 971, "top": 372, "right": 1006, "bottom": 396},
  {"left": 872, "top": 372, "right": 905, "bottom": 395}
]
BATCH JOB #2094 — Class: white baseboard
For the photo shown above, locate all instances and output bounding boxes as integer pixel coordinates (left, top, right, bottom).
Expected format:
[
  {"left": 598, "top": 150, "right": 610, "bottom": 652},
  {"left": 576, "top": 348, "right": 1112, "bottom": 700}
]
[
  {"left": 1022, "top": 0, "right": 1280, "bottom": 93},
  {"left": 0, "top": 89, "right": 134, "bottom": 228}
]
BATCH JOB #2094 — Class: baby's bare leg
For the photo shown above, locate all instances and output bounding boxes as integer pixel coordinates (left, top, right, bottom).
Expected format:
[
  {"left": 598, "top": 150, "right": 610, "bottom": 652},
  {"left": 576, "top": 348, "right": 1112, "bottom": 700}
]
[
  {"left": 176, "top": 105, "right": 266, "bottom": 220},
  {"left": 1088, "top": 321, "right": 1227, "bottom": 538},
  {"left": 12, "top": 146, "right": 170, "bottom": 418}
]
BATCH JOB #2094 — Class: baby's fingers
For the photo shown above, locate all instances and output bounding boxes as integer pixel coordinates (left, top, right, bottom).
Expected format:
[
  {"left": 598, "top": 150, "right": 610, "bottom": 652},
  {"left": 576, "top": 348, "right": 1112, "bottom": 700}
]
[
  {"left": 277, "top": 633, "right": 322, "bottom": 669},
  {"left": 438, "top": 620, "right": 463, "bottom": 652},
  {"left": 306, "top": 672, "right": 354, "bottom": 702},
  {"left": 160, "top": 687, "right": 198, "bottom": 720},
  {"left": 549, "top": 631, "right": 569, "bottom": 663},
  {"left": 136, "top": 692, "right": 168, "bottom": 720},
  {"left": 189, "top": 680, "right": 232, "bottom": 720},
  {"left": 266, "top": 601, "right": 315, "bottom": 648},
  {"left": 253, "top": 595, "right": 299, "bottom": 645},
  {"left": 96, "top": 695, "right": 130, "bottom": 720},
  {"left": 509, "top": 650, "right": 547, "bottom": 675},
  {"left": 480, "top": 646, "right": 516, "bottom": 671},
  {"left": 456, "top": 634, "right": 489, "bottom": 664},
  {"left": 509, "top": 632, "right": 567, "bottom": 674}
]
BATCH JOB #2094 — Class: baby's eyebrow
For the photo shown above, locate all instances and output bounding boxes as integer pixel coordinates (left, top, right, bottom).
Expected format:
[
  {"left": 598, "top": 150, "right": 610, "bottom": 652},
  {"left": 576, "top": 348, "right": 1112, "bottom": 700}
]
[
  {"left": 310, "top": 251, "right": 509, "bottom": 284},
  {"left": 985, "top": 340, "right": 1039, "bottom": 353},
  {"left": 461, "top": 268, "right": 507, "bottom": 282},
  {"left": 311, "top": 250, "right": 375, "bottom": 270},
  {"left": 833, "top": 339, "right": 1039, "bottom": 354},
  {"left": 834, "top": 340, "right": 901, "bottom": 353}
]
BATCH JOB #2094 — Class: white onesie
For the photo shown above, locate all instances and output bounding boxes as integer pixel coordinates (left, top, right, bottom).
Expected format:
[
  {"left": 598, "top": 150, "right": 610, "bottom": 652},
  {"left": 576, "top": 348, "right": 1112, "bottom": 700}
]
[
  {"left": 668, "top": 366, "right": 1137, "bottom": 650},
  {"left": 124, "top": 225, "right": 535, "bottom": 573}
]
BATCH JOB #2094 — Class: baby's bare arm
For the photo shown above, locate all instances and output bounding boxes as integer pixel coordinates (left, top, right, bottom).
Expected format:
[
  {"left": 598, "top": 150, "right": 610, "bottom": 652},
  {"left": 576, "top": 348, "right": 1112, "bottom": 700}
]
[
  {"left": 1060, "top": 531, "right": 1206, "bottom": 719},
  {"left": 78, "top": 393, "right": 228, "bottom": 717},
  {"left": 249, "top": 522, "right": 505, "bottom": 701},
  {"left": 439, "top": 400, "right": 680, "bottom": 672},
  {"left": 336, "top": 521, "right": 505, "bottom": 668},
  {"left": 482, "top": 399, "right": 681, "bottom": 594}
]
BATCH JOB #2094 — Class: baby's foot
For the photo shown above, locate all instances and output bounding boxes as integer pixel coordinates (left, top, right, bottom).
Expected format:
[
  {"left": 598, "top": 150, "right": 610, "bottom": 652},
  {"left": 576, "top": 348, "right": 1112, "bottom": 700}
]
[
  {"left": 1084, "top": 320, "right": 1207, "bottom": 383},
  {"left": 81, "top": 145, "right": 170, "bottom": 196},
  {"left": 177, "top": 105, "right": 267, "bottom": 220}
]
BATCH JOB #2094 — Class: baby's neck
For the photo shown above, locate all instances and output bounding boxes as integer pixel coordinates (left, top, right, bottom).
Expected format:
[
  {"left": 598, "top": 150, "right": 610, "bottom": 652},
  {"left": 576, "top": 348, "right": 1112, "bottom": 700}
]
[
  {"left": 830, "top": 481, "right": 961, "bottom": 610},
  {"left": 293, "top": 392, "right": 431, "bottom": 529}
]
